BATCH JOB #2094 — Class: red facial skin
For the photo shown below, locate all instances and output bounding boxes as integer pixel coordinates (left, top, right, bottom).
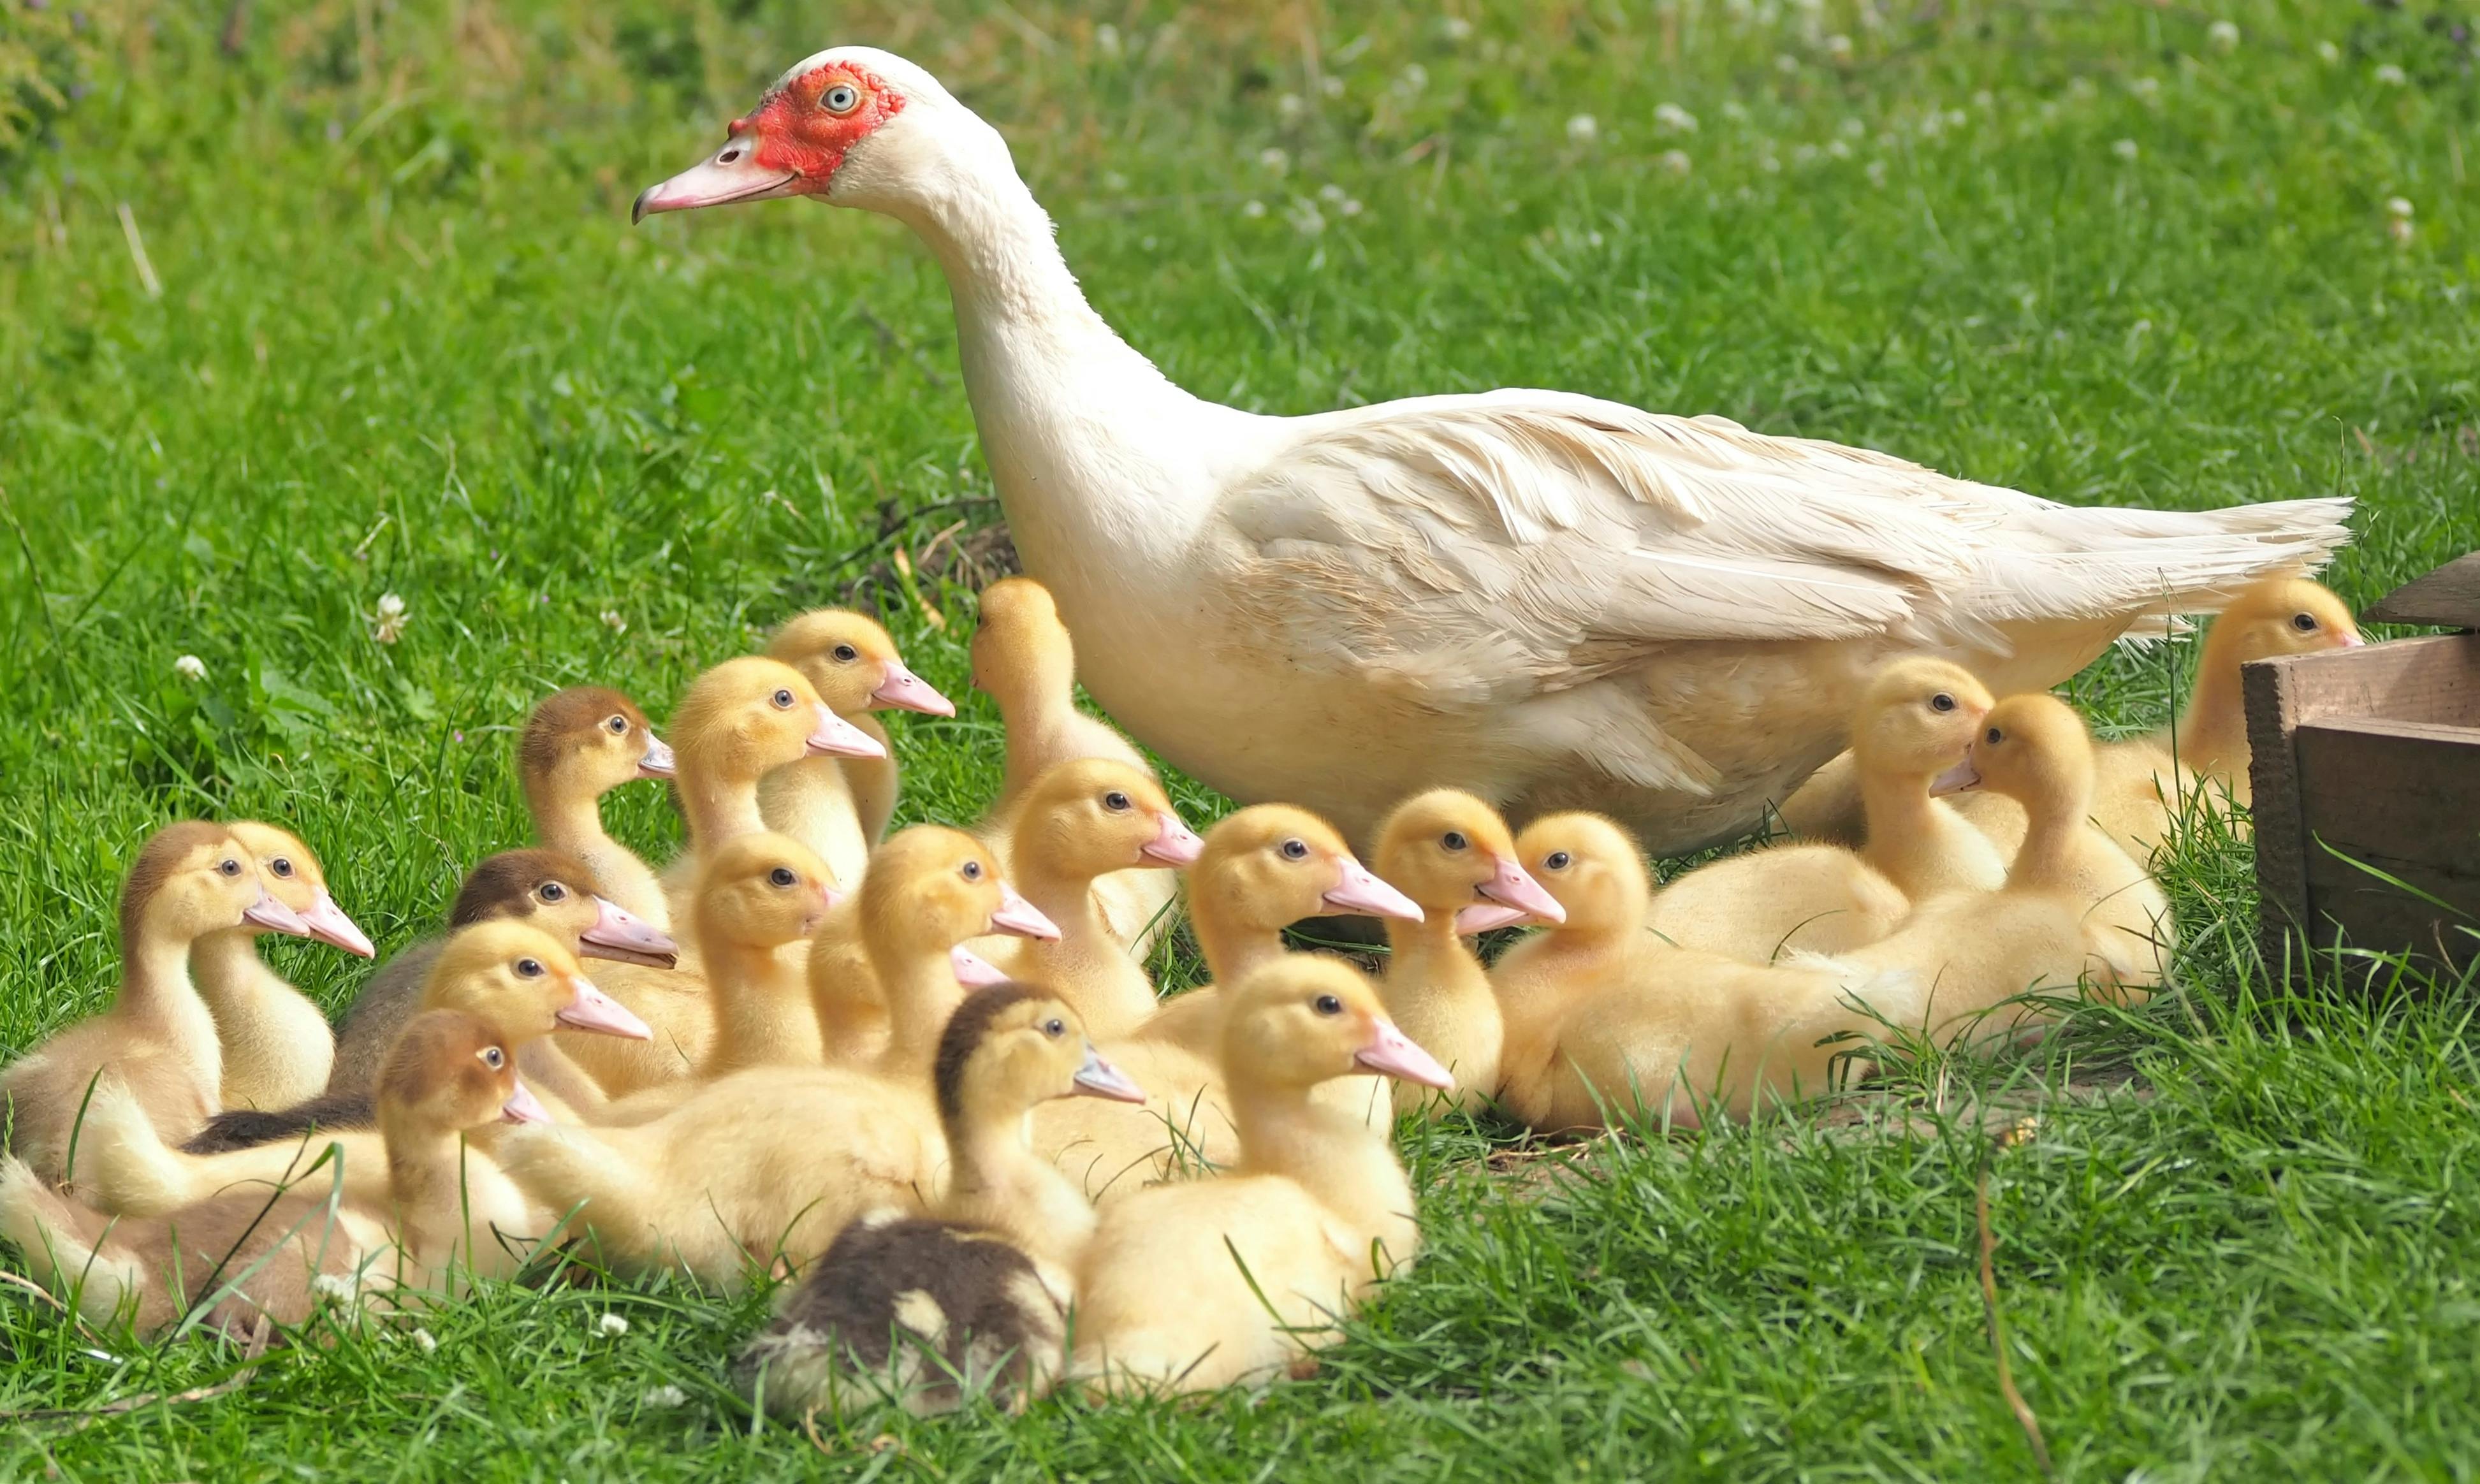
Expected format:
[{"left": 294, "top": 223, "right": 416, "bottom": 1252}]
[{"left": 733, "top": 62, "right": 907, "bottom": 189}]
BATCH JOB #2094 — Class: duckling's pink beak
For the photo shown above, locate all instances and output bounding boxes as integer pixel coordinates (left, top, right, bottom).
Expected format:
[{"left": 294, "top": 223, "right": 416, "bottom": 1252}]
[
  {"left": 1355, "top": 1017, "right": 1454, "bottom": 1089},
  {"left": 1322, "top": 859, "right": 1425, "bottom": 922},
  {"left": 242, "top": 891, "right": 314, "bottom": 938},
  {"left": 950, "top": 945, "right": 1009, "bottom": 987},
  {"left": 872, "top": 660, "right": 956, "bottom": 717},
  {"left": 988, "top": 885, "right": 1061, "bottom": 941},
  {"left": 500, "top": 1079, "right": 553, "bottom": 1125},
  {"left": 637, "top": 733, "right": 677, "bottom": 780},
  {"left": 298, "top": 889, "right": 377, "bottom": 957},
  {"left": 1453, "top": 902, "right": 1538, "bottom": 935},
  {"left": 1475, "top": 854, "right": 1565, "bottom": 926},
  {"left": 2338, "top": 628, "right": 2367, "bottom": 647},
  {"left": 578, "top": 897, "right": 681, "bottom": 970},
  {"left": 1139, "top": 811, "right": 1205, "bottom": 868},
  {"left": 1929, "top": 757, "right": 1982, "bottom": 796},
  {"left": 802, "top": 883, "right": 842, "bottom": 938},
  {"left": 1070, "top": 1045, "right": 1147, "bottom": 1105},
  {"left": 555, "top": 976, "right": 653, "bottom": 1040},
  {"left": 807, "top": 704, "right": 887, "bottom": 759}
]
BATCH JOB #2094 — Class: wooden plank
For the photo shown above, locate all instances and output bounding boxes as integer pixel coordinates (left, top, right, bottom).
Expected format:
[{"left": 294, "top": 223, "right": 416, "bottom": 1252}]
[
  {"left": 2245, "top": 650, "right": 2313, "bottom": 964},
  {"left": 2293, "top": 720, "right": 2480, "bottom": 970},
  {"left": 2366, "top": 551, "right": 2480, "bottom": 629},
  {"left": 2252, "top": 633, "right": 2480, "bottom": 730}
]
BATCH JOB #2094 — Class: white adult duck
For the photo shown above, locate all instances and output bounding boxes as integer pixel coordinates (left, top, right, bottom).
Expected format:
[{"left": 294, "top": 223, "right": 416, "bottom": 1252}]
[{"left": 635, "top": 47, "right": 2352, "bottom": 854}]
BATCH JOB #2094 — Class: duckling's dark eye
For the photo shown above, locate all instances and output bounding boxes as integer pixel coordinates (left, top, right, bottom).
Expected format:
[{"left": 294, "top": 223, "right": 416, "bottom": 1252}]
[
  {"left": 516, "top": 957, "right": 545, "bottom": 978},
  {"left": 832, "top": 643, "right": 859, "bottom": 662},
  {"left": 1985, "top": 727, "right": 2004, "bottom": 745},
  {"left": 479, "top": 1047, "right": 506, "bottom": 1070},
  {"left": 1103, "top": 792, "right": 1132, "bottom": 812},
  {"left": 606, "top": 714, "right": 629, "bottom": 734},
  {"left": 1280, "top": 838, "right": 1310, "bottom": 861},
  {"left": 1043, "top": 1018, "right": 1065, "bottom": 1038},
  {"left": 769, "top": 866, "right": 798, "bottom": 888},
  {"left": 961, "top": 860, "right": 984, "bottom": 881},
  {"left": 270, "top": 858, "right": 296, "bottom": 878},
  {"left": 1545, "top": 851, "right": 1573, "bottom": 871},
  {"left": 219, "top": 858, "right": 243, "bottom": 877},
  {"left": 2291, "top": 612, "right": 2319, "bottom": 632},
  {"left": 539, "top": 881, "right": 567, "bottom": 903},
  {"left": 822, "top": 82, "right": 860, "bottom": 114},
  {"left": 1441, "top": 831, "right": 1469, "bottom": 852},
  {"left": 1930, "top": 693, "right": 1957, "bottom": 713},
  {"left": 1313, "top": 994, "right": 1343, "bottom": 1016},
  {"left": 770, "top": 688, "right": 796, "bottom": 709}
]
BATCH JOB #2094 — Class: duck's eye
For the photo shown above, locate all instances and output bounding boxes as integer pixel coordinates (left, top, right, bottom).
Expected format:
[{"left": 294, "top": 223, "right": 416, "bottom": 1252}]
[
  {"left": 822, "top": 82, "right": 860, "bottom": 115},
  {"left": 1441, "top": 831, "right": 1469, "bottom": 852},
  {"left": 1545, "top": 851, "right": 1573, "bottom": 871},
  {"left": 1043, "top": 1018, "right": 1065, "bottom": 1038},
  {"left": 1104, "top": 791, "right": 1132, "bottom": 812},
  {"left": 1985, "top": 727, "right": 2004, "bottom": 745},
  {"left": 2291, "top": 612, "right": 2320, "bottom": 632},
  {"left": 219, "top": 858, "right": 243, "bottom": 877},
  {"left": 961, "top": 860, "right": 984, "bottom": 881},
  {"left": 539, "top": 880, "right": 567, "bottom": 903},
  {"left": 516, "top": 957, "right": 545, "bottom": 978},
  {"left": 770, "top": 688, "right": 796, "bottom": 709},
  {"left": 270, "top": 857, "right": 296, "bottom": 878},
  {"left": 606, "top": 714, "right": 629, "bottom": 734},
  {"left": 769, "top": 866, "right": 798, "bottom": 888},
  {"left": 832, "top": 643, "right": 859, "bottom": 663},
  {"left": 479, "top": 1047, "right": 506, "bottom": 1070},
  {"left": 1313, "top": 994, "right": 1343, "bottom": 1016},
  {"left": 1930, "top": 692, "right": 1957, "bottom": 713},
  {"left": 1280, "top": 838, "right": 1310, "bottom": 861}
]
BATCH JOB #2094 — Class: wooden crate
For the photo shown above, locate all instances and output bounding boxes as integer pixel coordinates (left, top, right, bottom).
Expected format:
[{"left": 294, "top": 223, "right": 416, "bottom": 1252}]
[{"left": 2245, "top": 553, "right": 2480, "bottom": 978}]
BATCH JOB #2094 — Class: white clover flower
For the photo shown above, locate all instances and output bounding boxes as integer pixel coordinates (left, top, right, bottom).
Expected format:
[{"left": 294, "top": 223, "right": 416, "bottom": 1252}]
[
  {"left": 1318, "top": 183, "right": 1347, "bottom": 204},
  {"left": 1825, "top": 34, "right": 1853, "bottom": 60},
  {"left": 1973, "top": 89, "right": 1995, "bottom": 110},
  {"left": 2130, "top": 76, "right": 2160, "bottom": 99},
  {"left": 1441, "top": 15, "right": 1473, "bottom": 40},
  {"left": 1257, "top": 147, "right": 1290, "bottom": 175},
  {"left": 2207, "top": 19, "right": 2239, "bottom": 52},
  {"left": 1658, "top": 150, "right": 1693, "bottom": 177},
  {"left": 1654, "top": 102, "right": 1698, "bottom": 134},
  {"left": 411, "top": 1327, "right": 437, "bottom": 1353},
  {"left": 1277, "top": 92, "right": 1304, "bottom": 119},
  {"left": 2112, "top": 138, "right": 2140, "bottom": 161},
  {"left": 2390, "top": 215, "right": 2416, "bottom": 245},
  {"left": 599, "top": 609, "right": 627, "bottom": 634},
  {"left": 1721, "top": 99, "right": 1749, "bottom": 122},
  {"left": 2317, "top": 40, "right": 2342, "bottom": 64},
  {"left": 1241, "top": 199, "right": 1267, "bottom": 219},
  {"left": 310, "top": 1273, "right": 356, "bottom": 1302},
  {"left": 1758, "top": 150, "right": 1783, "bottom": 174},
  {"left": 643, "top": 1385, "right": 688, "bottom": 1408},
  {"left": 1839, "top": 117, "right": 1866, "bottom": 139},
  {"left": 597, "top": 1311, "right": 631, "bottom": 1337},
  {"left": 1776, "top": 52, "right": 1801, "bottom": 74},
  {"left": 1865, "top": 158, "right": 1888, "bottom": 186},
  {"left": 173, "top": 654, "right": 207, "bottom": 682},
  {"left": 1338, "top": 196, "right": 1364, "bottom": 217},
  {"left": 2375, "top": 62, "right": 2407, "bottom": 86},
  {"left": 1095, "top": 23, "right": 1122, "bottom": 58},
  {"left": 1287, "top": 198, "right": 1327, "bottom": 236},
  {"left": 372, "top": 592, "right": 409, "bottom": 645},
  {"left": 2388, "top": 196, "right": 2415, "bottom": 218},
  {"left": 1320, "top": 75, "right": 1345, "bottom": 98},
  {"left": 1393, "top": 63, "right": 1427, "bottom": 98},
  {"left": 1566, "top": 113, "right": 1600, "bottom": 144}
]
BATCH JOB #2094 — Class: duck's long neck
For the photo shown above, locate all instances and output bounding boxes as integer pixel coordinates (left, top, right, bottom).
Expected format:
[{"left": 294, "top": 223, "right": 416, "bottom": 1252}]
[
  {"left": 124, "top": 925, "right": 222, "bottom": 1096},
  {"left": 873, "top": 943, "right": 967, "bottom": 1079},
  {"left": 1192, "top": 897, "right": 1285, "bottom": 989},
  {"left": 1229, "top": 1077, "right": 1417, "bottom": 1274},
  {"left": 190, "top": 927, "right": 286, "bottom": 1015},
  {"left": 382, "top": 1111, "right": 476, "bottom": 1263},
  {"left": 2006, "top": 782, "right": 2090, "bottom": 896},
  {"left": 1383, "top": 917, "right": 1490, "bottom": 1014},
  {"left": 940, "top": 1103, "right": 1095, "bottom": 1268},
  {"left": 526, "top": 774, "right": 618, "bottom": 867},
  {"left": 1492, "top": 924, "right": 1627, "bottom": 1048},
  {"left": 2168, "top": 641, "right": 2249, "bottom": 779},
  {"left": 677, "top": 763, "right": 768, "bottom": 852},
  {"left": 1014, "top": 849, "right": 1155, "bottom": 1033},
  {"left": 704, "top": 935, "right": 819, "bottom": 1072},
  {"left": 1859, "top": 765, "right": 1948, "bottom": 876}
]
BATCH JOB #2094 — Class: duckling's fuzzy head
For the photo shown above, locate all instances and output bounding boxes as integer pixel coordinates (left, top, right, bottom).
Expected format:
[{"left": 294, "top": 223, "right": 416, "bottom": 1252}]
[
  {"left": 448, "top": 849, "right": 680, "bottom": 970},
  {"left": 1501, "top": 813, "right": 1651, "bottom": 936},
  {"left": 1375, "top": 789, "right": 1565, "bottom": 929},
  {"left": 1220, "top": 957, "right": 1453, "bottom": 1094},
  {"left": 419, "top": 920, "right": 652, "bottom": 1044},
  {"left": 931, "top": 984, "right": 1144, "bottom": 1137},
  {"left": 224, "top": 820, "right": 374, "bottom": 957},
  {"left": 670, "top": 657, "right": 884, "bottom": 783},
  {"left": 1194, "top": 804, "right": 1423, "bottom": 932},
  {"left": 969, "top": 578, "right": 1074, "bottom": 710},
  {"left": 768, "top": 609, "right": 954, "bottom": 717},
  {"left": 860, "top": 826, "right": 1060, "bottom": 963},
  {"left": 1966, "top": 694, "right": 2096, "bottom": 812},
  {"left": 520, "top": 686, "right": 675, "bottom": 795},
  {"left": 1010, "top": 759, "right": 1202, "bottom": 880},
  {"left": 122, "top": 820, "right": 313, "bottom": 950},
  {"left": 2204, "top": 578, "right": 2363, "bottom": 668},
  {"left": 1851, "top": 659, "right": 1995, "bottom": 782},
  {"left": 376, "top": 1009, "right": 548, "bottom": 1135},
  {"left": 695, "top": 831, "right": 841, "bottom": 951}
]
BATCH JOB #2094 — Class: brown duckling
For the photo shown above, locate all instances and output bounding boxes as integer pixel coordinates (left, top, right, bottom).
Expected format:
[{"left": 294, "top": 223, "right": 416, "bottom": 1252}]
[
  {"left": 194, "top": 822, "right": 375, "bottom": 1113},
  {"left": 520, "top": 685, "right": 677, "bottom": 929},
  {"left": 761, "top": 608, "right": 954, "bottom": 888},
  {"left": 736, "top": 984, "right": 1142, "bottom": 1419}
]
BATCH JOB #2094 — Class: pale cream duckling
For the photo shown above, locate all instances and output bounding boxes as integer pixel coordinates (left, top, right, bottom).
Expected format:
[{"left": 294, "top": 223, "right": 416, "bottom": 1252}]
[
  {"left": 78, "top": 924, "right": 643, "bottom": 1218},
  {"left": 1068, "top": 957, "right": 1452, "bottom": 1395},
  {"left": 493, "top": 829, "right": 1058, "bottom": 1290},
  {"left": 973, "top": 758, "right": 1204, "bottom": 1040},
  {"left": 737, "top": 984, "right": 1144, "bottom": 1419},
  {"left": 195, "top": 822, "right": 376, "bottom": 1112},
  {"left": 761, "top": 607, "right": 955, "bottom": 889},
  {"left": 0, "top": 1010, "right": 552, "bottom": 1337},
  {"left": 1951, "top": 578, "right": 2363, "bottom": 861},
  {"left": 1, "top": 822, "right": 316, "bottom": 1184},
  {"left": 520, "top": 686, "right": 678, "bottom": 929},
  {"left": 971, "top": 576, "right": 1172, "bottom": 958},
  {"left": 1365, "top": 790, "right": 1565, "bottom": 1117}
]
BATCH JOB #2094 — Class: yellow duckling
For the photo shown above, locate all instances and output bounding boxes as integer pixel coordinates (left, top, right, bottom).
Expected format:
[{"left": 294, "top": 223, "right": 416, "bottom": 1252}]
[
  {"left": 195, "top": 821, "right": 375, "bottom": 1111},
  {"left": 518, "top": 685, "right": 676, "bottom": 930},
  {"left": 761, "top": 607, "right": 954, "bottom": 889}
]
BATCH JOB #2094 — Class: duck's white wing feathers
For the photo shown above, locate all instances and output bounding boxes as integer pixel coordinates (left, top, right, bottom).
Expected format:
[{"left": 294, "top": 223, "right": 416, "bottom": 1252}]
[{"left": 1220, "top": 389, "right": 2351, "bottom": 699}]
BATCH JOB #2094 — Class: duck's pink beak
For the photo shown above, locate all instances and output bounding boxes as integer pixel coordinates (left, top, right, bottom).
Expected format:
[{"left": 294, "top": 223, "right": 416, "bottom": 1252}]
[
  {"left": 872, "top": 660, "right": 955, "bottom": 717},
  {"left": 578, "top": 896, "right": 681, "bottom": 970},
  {"left": 555, "top": 976, "right": 653, "bottom": 1040},
  {"left": 1930, "top": 757, "right": 1983, "bottom": 796},
  {"left": 242, "top": 891, "right": 314, "bottom": 938},
  {"left": 807, "top": 704, "right": 887, "bottom": 760},
  {"left": 632, "top": 149, "right": 801, "bottom": 224},
  {"left": 2338, "top": 628, "right": 2367, "bottom": 648},
  {"left": 1453, "top": 903, "right": 1538, "bottom": 935},
  {"left": 500, "top": 1079, "right": 553, "bottom": 1125},
  {"left": 1322, "top": 859, "right": 1425, "bottom": 922},
  {"left": 950, "top": 945, "right": 1010, "bottom": 988},
  {"left": 1070, "top": 1045, "right": 1147, "bottom": 1105},
  {"left": 988, "top": 885, "right": 1061, "bottom": 941},
  {"left": 637, "top": 732, "right": 677, "bottom": 780},
  {"left": 1139, "top": 811, "right": 1205, "bottom": 868},
  {"left": 1355, "top": 1017, "right": 1454, "bottom": 1089},
  {"left": 1476, "top": 854, "right": 1565, "bottom": 926},
  {"left": 298, "top": 888, "right": 377, "bottom": 957}
]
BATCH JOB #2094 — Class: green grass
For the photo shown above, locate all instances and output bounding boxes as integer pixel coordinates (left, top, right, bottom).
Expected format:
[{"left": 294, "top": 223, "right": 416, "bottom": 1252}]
[{"left": 4, "top": 0, "right": 2479, "bottom": 1476}]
